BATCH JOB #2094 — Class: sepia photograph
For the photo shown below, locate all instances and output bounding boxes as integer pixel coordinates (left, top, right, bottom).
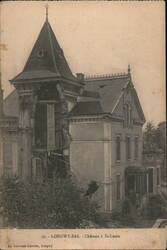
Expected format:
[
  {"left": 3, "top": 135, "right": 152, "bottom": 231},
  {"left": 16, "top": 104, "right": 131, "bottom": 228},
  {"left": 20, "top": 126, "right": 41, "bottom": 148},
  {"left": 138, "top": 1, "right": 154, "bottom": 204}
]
[{"left": 0, "top": 1, "right": 166, "bottom": 247}]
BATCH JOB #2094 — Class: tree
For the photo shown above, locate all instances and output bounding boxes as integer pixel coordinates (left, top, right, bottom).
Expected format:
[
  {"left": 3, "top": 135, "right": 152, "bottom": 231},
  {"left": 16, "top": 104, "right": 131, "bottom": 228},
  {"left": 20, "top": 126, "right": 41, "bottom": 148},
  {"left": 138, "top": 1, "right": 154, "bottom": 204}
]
[
  {"left": 143, "top": 121, "right": 166, "bottom": 183},
  {"left": 157, "top": 121, "right": 166, "bottom": 152},
  {"left": 143, "top": 121, "right": 159, "bottom": 152},
  {"left": 0, "top": 176, "right": 101, "bottom": 229},
  {"left": 143, "top": 121, "right": 166, "bottom": 152}
]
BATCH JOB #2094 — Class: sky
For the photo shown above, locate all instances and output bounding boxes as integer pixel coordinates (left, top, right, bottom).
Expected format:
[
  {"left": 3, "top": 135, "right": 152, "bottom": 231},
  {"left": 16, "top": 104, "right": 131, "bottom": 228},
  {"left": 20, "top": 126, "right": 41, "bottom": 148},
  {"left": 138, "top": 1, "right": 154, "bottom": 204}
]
[{"left": 0, "top": 1, "right": 165, "bottom": 125}]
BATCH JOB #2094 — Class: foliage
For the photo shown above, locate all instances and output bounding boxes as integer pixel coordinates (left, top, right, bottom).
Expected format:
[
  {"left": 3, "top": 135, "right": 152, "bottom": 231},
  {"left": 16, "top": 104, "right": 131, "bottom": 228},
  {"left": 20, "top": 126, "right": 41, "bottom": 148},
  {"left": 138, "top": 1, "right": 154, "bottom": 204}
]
[
  {"left": 0, "top": 176, "right": 101, "bottom": 229},
  {"left": 143, "top": 121, "right": 166, "bottom": 181},
  {"left": 110, "top": 210, "right": 136, "bottom": 227},
  {"left": 143, "top": 195, "right": 167, "bottom": 219},
  {"left": 143, "top": 121, "right": 166, "bottom": 152}
]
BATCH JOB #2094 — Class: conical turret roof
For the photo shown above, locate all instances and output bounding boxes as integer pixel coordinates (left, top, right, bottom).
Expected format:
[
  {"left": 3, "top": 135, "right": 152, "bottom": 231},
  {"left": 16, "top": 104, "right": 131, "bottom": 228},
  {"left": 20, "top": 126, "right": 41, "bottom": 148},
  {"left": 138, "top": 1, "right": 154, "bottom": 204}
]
[{"left": 11, "top": 20, "right": 76, "bottom": 82}]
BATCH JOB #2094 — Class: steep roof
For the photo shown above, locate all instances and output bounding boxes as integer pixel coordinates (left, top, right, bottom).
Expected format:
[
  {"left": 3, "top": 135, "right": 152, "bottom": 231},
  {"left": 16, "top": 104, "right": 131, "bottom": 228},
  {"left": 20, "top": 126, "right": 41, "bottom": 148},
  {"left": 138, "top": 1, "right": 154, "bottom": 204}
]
[
  {"left": 85, "top": 74, "right": 130, "bottom": 113},
  {"left": 11, "top": 20, "right": 76, "bottom": 83},
  {"left": 131, "top": 86, "right": 145, "bottom": 121},
  {"left": 70, "top": 101, "right": 103, "bottom": 116},
  {"left": 3, "top": 90, "right": 19, "bottom": 117},
  {"left": 70, "top": 74, "right": 130, "bottom": 116}
]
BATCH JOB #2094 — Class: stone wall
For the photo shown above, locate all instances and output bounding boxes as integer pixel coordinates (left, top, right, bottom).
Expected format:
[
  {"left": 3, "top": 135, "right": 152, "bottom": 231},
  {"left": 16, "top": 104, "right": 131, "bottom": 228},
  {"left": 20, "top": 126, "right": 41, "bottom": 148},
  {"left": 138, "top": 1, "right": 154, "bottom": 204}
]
[
  {"left": 70, "top": 120, "right": 105, "bottom": 210},
  {"left": 1, "top": 131, "right": 19, "bottom": 177},
  {"left": 70, "top": 118, "right": 143, "bottom": 212}
]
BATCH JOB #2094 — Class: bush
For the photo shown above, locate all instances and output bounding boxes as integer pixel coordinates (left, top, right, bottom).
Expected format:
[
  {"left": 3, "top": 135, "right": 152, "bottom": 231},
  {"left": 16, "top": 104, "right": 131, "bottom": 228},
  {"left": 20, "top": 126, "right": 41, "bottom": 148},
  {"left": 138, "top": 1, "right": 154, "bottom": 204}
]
[
  {"left": 144, "top": 195, "right": 167, "bottom": 219},
  {"left": 0, "top": 176, "right": 100, "bottom": 229}
]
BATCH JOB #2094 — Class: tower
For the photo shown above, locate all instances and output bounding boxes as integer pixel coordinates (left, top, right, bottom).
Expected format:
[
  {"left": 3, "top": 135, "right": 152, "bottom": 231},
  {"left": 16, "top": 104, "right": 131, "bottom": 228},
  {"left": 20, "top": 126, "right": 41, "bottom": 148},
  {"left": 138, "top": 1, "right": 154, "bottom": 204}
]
[{"left": 10, "top": 9, "right": 84, "bottom": 180}]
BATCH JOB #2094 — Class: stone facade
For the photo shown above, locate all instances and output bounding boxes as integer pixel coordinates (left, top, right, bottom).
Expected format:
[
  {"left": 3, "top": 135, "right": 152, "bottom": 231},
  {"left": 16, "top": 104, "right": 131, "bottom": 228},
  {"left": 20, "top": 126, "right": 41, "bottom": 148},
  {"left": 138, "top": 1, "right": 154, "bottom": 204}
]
[{"left": 69, "top": 73, "right": 146, "bottom": 211}]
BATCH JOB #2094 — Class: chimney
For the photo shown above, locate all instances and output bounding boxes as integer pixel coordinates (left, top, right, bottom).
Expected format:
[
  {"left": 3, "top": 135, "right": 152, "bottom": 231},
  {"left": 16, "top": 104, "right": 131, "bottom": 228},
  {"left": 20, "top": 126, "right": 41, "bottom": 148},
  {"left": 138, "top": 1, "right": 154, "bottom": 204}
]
[{"left": 76, "top": 73, "right": 84, "bottom": 82}]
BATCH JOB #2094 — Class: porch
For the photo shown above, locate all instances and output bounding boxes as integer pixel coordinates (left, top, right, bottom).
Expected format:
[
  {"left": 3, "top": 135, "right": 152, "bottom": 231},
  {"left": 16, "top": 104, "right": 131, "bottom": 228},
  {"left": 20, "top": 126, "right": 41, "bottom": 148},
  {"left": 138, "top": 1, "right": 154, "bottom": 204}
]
[{"left": 125, "top": 166, "right": 148, "bottom": 198}]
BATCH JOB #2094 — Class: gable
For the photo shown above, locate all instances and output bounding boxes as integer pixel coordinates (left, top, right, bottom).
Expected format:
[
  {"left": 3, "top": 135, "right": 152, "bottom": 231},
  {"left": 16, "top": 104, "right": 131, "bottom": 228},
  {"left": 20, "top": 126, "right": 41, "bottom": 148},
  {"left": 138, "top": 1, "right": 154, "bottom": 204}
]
[
  {"left": 112, "top": 82, "right": 145, "bottom": 123},
  {"left": 132, "top": 98, "right": 143, "bottom": 121},
  {"left": 112, "top": 94, "right": 124, "bottom": 116}
]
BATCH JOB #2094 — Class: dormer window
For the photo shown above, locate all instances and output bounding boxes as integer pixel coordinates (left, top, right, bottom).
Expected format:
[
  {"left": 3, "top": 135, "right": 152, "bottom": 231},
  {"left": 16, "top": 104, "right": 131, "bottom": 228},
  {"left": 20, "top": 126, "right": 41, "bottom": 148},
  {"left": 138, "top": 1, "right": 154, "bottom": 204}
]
[{"left": 37, "top": 49, "right": 44, "bottom": 58}]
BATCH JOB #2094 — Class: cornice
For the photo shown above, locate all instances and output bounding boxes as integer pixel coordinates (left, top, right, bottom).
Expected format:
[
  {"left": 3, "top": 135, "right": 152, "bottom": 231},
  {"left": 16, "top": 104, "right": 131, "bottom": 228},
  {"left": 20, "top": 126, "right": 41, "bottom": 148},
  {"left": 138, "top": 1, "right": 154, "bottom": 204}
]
[
  {"left": 69, "top": 115, "right": 105, "bottom": 123},
  {"left": 10, "top": 75, "right": 84, "bottom": 88},
  {"left": 0, "top": 117, "right": 18, "bottom": 129}
]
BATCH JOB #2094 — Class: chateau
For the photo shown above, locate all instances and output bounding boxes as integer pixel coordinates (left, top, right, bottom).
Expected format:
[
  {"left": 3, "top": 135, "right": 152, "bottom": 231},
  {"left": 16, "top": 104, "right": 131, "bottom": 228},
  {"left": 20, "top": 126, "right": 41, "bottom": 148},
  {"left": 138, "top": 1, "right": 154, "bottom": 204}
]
[{"left": 0, "top": 12, "right": 161, "bottom": 211}]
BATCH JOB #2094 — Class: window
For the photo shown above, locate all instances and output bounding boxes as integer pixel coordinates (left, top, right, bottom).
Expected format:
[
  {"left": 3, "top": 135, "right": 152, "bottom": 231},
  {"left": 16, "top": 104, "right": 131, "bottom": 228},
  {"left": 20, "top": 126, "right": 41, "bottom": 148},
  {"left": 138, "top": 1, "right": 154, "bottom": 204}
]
[
  {"left": 116, "top": 136, "right": 121, "bottom": 161},
  {"left": 36, "top": 158, "right": 42, "bottom": 179},
  {"left": 134, "top": 136, "right": 139, "bottom": 159},
  {"left": 126, "top": 104, "right": 130, "bottom": 126},
  {"left": 116, "top": 175, "right": 121, "bottom": 200},
  {"left": 32, "top": 157, "right": 42, "bottom": 181},
  {"left": 126, "top": 136, "right": 131, "bottom": 160},
  {"left": 35, "top": 104, "right": 47, "bottom": 149},
  {"left": 124, "top": 104, "right": 132, "bottom": 127},
  {"left": 148, "top": 168, "right": 154, "bottom": 193},
  {"left": 157, "top": 168, "right": 160, "bottom": 186},
  {"left": 136, "top": 175, "right": 140, "bottom": 193},
  {"left": 4, "top": 142, "right": 12, "bottom": 176},
  {"left": 37, "top": 49, "right": 44, "bottom": 57}
]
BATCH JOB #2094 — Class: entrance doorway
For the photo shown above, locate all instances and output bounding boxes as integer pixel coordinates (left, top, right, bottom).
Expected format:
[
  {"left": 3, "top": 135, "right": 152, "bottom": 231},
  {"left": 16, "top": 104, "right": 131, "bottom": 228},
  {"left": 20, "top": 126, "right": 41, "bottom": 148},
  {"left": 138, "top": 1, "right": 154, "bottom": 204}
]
[{"left": 126, "top": 174, "right": 135, "bottom": 195}]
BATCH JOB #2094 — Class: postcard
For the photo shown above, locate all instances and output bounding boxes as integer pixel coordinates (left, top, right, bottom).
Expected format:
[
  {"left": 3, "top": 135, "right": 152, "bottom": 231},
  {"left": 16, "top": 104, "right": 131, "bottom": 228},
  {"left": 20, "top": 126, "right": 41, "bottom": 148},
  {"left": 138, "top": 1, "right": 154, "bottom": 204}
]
[{"left": 0, "top": 1, "right": 166, "bottom": 249}]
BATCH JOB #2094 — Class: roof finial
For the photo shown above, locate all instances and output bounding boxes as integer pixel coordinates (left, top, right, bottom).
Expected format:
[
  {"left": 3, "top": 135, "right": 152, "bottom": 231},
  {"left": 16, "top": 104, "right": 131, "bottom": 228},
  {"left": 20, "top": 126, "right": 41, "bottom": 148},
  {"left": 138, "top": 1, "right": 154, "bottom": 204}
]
[
  {"left": 45, "top": 3, "right": 49, "bottom": 21},
  {"left": 128, "top": 64, "right": 131, "bottom": 74}
]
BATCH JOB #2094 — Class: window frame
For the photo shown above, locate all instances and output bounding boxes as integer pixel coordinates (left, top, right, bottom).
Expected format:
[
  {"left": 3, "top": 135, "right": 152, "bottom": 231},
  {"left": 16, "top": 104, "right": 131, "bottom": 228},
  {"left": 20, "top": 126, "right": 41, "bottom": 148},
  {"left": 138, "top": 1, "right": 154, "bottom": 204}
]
[
  {"left": 32, "top": 157, "right": 42, "bottom": 182},
  {"left": 156, "top": 167, "right": 160, "bottom": 186},
  {"left": 134, "top": 136, "right": 139, "bottom": 160},
  {"left": 116, "top": 174, "right": 121, "bottom": 201},
  {"left": 124, "top": 103, "right": 133, "bottom": 128},
  {"left": 116, "top": 135, "right": 121, "bottom": 162},
  {"left": 148, "top": 167, "right": 154, "bottom": 193},
  {"left": 126, "top": 136, "right": 131, "bottom": 160}
]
